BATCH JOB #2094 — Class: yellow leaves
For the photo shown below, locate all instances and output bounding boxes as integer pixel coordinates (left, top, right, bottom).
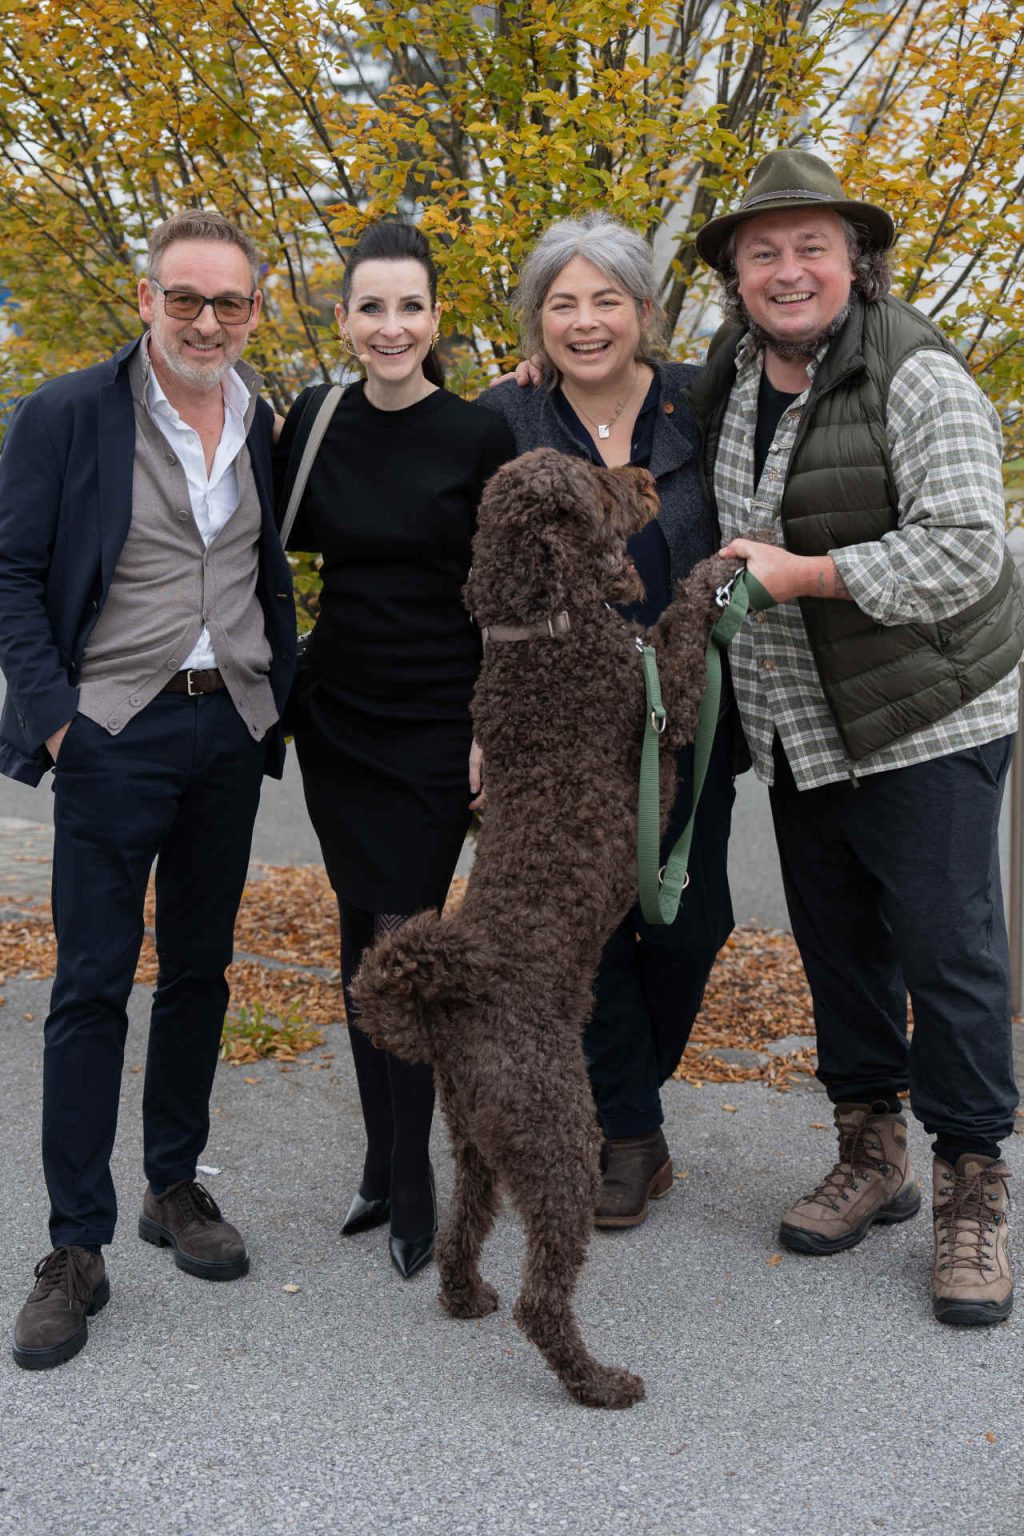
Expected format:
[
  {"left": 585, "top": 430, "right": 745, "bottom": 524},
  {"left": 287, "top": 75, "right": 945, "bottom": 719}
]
[{"left": 0, "top": 0, "right": 1020, "bottom": 454}]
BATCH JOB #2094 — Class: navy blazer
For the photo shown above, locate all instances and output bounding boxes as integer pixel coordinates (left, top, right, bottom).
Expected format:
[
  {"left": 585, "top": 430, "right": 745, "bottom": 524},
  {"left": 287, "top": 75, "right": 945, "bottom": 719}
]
[{"left": 0, "top": 336, "right": 297, "bottom": 786}]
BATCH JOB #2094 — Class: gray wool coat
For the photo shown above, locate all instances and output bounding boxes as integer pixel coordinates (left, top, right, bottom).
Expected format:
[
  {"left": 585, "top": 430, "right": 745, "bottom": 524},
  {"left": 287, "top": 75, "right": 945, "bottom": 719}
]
[{"left": 475, "top": 361, "right": 717, "bottom": 585}]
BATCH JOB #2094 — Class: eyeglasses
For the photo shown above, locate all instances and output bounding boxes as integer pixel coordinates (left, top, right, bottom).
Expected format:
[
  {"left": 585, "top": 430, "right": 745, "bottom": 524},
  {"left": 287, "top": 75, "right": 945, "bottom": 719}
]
[{"left": 151, "top": 280, "right": 256, "bottom": 325}]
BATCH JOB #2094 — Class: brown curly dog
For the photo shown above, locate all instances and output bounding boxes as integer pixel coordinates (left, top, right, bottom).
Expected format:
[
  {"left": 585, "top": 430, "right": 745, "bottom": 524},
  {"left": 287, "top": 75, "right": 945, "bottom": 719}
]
[{"left": 355, "top": 448, "right": 737, "bottom": 1409}]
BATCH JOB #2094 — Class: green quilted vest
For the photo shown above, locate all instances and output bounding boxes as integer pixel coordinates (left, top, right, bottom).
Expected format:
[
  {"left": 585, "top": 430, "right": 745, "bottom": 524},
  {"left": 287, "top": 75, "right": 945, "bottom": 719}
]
[{"left": 690, "top": 296, "right": 1024, "bottom": 761}]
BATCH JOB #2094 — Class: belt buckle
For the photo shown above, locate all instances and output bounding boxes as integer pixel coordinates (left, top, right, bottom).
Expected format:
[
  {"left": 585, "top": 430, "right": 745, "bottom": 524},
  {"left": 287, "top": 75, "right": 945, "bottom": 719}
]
[{"left": 186, "top": 669, "right": 201, "bottom": 697}]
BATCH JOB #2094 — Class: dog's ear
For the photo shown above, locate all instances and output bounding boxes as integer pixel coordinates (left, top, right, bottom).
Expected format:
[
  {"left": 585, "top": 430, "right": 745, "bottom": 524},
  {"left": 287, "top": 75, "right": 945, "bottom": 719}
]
[
  {"left": 593, "top": 465, "right": 657, "bottom": 531},
  {"left": 465, "top": 449, "right": 603, "bottom": 624}
]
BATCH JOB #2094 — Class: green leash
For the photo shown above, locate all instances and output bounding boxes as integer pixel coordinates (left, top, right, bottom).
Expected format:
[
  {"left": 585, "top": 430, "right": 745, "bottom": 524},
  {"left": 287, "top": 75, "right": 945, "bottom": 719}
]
[{"left": 637, "top": 568, "right": 775, "bottom": 925}]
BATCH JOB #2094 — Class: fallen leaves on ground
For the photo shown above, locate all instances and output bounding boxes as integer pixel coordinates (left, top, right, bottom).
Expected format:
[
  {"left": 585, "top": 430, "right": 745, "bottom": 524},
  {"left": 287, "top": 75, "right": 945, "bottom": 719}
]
[
  {"left": 676, "top": 924, "right": 817, "bottom": 1091},
  {"left": 0, "top": 866, "right": 470, "bottom": 1066},
  {"left": 3, "top": 866, "right": 820, "bottom": 1084}
]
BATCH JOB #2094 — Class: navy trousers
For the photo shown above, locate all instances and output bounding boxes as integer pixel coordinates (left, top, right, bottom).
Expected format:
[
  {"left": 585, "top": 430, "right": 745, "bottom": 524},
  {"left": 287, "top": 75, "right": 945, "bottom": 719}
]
[
  {"left": 585, "top": 720, "right": 736, "bottom": 1138},
  {"left": 43, "top": 691, "right": 265, "bottom": 1248},
  {"left": 769, "top": 734, "right": 1019, "bottom": 1147}
]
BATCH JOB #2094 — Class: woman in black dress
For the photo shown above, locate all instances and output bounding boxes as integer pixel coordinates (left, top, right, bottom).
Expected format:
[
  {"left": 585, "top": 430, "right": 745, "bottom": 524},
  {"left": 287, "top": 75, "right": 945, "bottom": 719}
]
[{"left": 275, "top": 222, "right": 514, "bottom": 1277}]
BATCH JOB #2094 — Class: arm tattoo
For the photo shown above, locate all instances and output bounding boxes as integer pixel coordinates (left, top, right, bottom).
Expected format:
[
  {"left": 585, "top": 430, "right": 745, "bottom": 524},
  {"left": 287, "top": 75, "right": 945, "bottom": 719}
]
[{"left": 832, "top": 566, "right": 851, "bottom": 600}]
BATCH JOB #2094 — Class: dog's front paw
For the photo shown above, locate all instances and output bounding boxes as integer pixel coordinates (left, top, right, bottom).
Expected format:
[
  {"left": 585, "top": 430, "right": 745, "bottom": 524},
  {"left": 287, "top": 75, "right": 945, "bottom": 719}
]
[{"left": 440, "top": 1279, "right": 500, "bottom": 1319}]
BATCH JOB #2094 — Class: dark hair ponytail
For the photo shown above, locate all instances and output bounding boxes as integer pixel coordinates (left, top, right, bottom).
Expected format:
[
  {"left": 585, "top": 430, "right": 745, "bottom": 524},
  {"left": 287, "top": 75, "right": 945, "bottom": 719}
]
[{"left": 341, "top": 220, "right": 444, "bottom": 387}]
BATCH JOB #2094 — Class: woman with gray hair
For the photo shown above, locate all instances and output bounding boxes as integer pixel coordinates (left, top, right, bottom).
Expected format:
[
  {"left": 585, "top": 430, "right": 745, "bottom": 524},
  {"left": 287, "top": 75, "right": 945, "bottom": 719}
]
[{"left": 477, "top": 212, "right": 737, "bottom": 1231}]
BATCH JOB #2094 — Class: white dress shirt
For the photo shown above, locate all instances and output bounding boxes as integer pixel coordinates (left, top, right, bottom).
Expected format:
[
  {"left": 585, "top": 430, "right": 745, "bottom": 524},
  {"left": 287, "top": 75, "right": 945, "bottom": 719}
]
[{"left": 144, "top": 356, "right": 251, "bottom": 671}]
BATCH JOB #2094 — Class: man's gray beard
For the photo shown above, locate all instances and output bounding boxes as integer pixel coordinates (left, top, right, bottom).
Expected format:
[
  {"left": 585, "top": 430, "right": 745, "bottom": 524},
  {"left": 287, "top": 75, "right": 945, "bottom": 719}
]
[
  {"left": 152, "top": 330, "right": 233, "bottom": 391},
  {"left": 744, "top": 300, "right": 852, "bottom": 362}
]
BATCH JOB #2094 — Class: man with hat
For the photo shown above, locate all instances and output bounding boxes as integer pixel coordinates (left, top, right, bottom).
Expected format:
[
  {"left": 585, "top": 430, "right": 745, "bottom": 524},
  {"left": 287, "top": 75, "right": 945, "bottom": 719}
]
[{"left": 689, "top": 147, "right": 1021, "bottom": 1325}]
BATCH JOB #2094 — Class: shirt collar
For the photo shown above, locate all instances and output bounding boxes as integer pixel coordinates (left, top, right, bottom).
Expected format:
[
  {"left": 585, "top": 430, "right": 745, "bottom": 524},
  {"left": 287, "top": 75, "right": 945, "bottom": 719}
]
[
  {"left": 140, "top": 331, "right": 253, "bottom": 425},
  {"left": 734, "top": 330, "right": 828, "bottom": 388}
]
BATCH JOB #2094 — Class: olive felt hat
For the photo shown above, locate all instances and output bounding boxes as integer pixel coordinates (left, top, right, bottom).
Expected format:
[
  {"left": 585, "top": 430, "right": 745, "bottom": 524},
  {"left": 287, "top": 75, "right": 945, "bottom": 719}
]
[{"left": 695, "top": 149, "right": 896, "bottom": 271}]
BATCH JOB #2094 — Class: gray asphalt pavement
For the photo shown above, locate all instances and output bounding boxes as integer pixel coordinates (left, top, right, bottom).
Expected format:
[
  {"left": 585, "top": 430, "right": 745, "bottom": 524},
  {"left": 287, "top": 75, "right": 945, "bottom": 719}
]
[
  {"left": 1, "top": 742, "right": 1022, "bottom": 1534},
  {"left": 1, "top": 964, "right": 1021, "bottom": 1536}
]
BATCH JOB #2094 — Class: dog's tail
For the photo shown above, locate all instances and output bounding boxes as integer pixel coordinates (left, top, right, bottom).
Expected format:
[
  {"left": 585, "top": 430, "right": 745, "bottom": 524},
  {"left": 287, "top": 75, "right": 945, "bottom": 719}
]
[{"left": 352, "top": 912, "right": 490, "bottom": 1066}]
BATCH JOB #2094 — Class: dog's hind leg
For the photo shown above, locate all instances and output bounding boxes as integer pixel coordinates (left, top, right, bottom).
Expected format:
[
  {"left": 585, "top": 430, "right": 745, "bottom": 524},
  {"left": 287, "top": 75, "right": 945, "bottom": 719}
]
[
  {"left": 506, "top": 1121, "right": 645, "bottom": 1409},
  {"left": 436, "top": 1133, "right": 501, "bottom": 1320}
]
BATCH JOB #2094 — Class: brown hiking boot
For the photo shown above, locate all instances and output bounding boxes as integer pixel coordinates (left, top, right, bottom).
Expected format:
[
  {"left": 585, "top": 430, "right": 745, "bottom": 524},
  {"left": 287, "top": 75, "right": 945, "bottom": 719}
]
[
  {"left": 594, "top": 1128, "right": 673, "bottom": 1228},
  {"left": 779, "top": 1102, "right": 921, "bottom": 1255},
  {"left": 139, "top": 1179, "right": 249, "bottom": 1280},
  {"left": 12, "top": 1245, "right": 109, "bottom": 1371},
  {"left": 932, "top": 1155, "right": 1012, "bottom": 1326}
]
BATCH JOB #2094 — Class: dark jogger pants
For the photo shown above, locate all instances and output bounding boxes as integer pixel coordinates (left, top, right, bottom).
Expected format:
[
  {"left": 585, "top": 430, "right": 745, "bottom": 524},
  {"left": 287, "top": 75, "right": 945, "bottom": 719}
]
[
  {"left": 43, "top": 691, "right": 265, "bottom": 1248},
  {"left": 769, "top": 734, "right": 1019, "bottom": 1147}
]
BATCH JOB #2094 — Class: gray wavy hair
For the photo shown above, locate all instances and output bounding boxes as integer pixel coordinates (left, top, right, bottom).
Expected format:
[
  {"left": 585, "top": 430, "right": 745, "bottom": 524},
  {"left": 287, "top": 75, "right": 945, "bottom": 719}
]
[
  {"left": 716, "top": 216, "right": 891, "bottom": 324},
  {"left": 513, "top": 213, "right": 666, "bottom": 387},
  {"left": 147, "top": 209, "right": 261, "bottom": 289}
]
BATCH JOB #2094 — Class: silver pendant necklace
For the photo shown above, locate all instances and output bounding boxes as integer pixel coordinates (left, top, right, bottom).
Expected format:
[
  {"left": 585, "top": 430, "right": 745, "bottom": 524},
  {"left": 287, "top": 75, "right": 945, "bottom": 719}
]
[{"left": 563, "top": 367, "right": 639, "bottom": 440}]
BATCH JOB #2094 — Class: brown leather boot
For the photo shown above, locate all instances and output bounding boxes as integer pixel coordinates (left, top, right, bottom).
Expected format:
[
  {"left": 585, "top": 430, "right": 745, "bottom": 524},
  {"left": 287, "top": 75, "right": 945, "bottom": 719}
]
[
  {"left": 12, "top": 1245, "right": 109, "bottom": 1370},
  {"left": 932, "top": 1154, "right": 1012, "bottom": 1326},
  {"left": 139, "top": 1179, "right": 249, "bottom": 1280},
  {"left": 779, "top": 1102, "right": 921, "bottom": 1255},
  {"left": 594, "top": 1128, "right": 673, "bottom": 1228}
]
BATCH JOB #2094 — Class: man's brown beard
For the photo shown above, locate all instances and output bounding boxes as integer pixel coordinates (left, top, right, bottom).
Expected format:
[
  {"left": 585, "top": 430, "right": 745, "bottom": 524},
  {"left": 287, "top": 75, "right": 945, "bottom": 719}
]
[{"left": 744, "top": 300, "right": 852, "bottom": 362}]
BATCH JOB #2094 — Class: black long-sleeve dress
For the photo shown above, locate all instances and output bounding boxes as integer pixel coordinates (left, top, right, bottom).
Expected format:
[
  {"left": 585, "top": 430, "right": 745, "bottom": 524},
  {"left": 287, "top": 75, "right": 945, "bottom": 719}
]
[{"left": 275, "top": 381, "right": 515, "bottom": 913}]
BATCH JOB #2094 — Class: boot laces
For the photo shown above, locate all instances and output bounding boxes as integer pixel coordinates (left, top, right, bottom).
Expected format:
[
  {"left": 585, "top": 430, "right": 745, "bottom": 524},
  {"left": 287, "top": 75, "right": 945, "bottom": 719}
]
[
  {"left": 806, "top": 1124, "right": 890, "bottom": 1212},
  {"left": 32, "top": 1246, "right": 95, "bottom": 1308},
  {"left": 164, "top": 1179, "right": 222, "bottom": 1225},
  {"left": 935, "top": 1165, "right": 1010, "bottom": 1276}
]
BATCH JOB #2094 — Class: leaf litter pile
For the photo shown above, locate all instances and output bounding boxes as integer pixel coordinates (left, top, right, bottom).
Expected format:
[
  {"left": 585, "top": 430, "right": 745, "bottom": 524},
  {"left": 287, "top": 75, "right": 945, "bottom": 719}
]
[{"left": 1, "top": 862, "right": 823, "bottom": 1086}]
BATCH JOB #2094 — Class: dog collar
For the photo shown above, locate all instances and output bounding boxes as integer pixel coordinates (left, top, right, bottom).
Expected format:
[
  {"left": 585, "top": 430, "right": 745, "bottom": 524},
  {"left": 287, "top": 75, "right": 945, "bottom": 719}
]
[{"left": 479, "top": 611, "right": 571, "bottom": 644}]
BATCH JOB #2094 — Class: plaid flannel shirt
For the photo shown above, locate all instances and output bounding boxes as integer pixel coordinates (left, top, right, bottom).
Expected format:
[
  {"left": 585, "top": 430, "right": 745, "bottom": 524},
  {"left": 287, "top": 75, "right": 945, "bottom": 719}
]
[{"left": 715, "top": 334, "right": 1018, "bottom": 789}]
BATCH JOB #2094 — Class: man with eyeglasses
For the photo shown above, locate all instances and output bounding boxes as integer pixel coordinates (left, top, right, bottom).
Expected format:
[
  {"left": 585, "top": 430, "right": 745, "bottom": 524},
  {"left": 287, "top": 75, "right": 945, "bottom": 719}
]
[{"left": 0, "top": 209, "right": 296, "bottom": 1368}]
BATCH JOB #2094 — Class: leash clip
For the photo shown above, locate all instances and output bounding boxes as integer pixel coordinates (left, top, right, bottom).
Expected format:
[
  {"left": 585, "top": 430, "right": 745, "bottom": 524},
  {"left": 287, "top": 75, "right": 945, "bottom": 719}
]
[
  {"left": 715, "top": 575, "right": 738, "bottom": 609},
  {"left": 658, "top": 866, "right": 690, "bottom": 891}
]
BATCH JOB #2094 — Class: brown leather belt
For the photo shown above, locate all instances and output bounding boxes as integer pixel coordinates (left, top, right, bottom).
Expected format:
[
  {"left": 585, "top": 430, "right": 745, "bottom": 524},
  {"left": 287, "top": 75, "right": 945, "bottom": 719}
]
[{"left": 162, "top": 668, "right": 226, "bottom": 696}]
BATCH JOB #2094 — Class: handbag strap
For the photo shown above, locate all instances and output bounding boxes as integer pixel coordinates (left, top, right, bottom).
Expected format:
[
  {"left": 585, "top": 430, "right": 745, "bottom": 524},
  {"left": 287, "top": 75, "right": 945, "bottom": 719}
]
[
  {"left": 637, "top": 568, "right": 774, "bottom": 925},
  {"left": 277, "top": 383, "right": 344, "bottom": 547}
]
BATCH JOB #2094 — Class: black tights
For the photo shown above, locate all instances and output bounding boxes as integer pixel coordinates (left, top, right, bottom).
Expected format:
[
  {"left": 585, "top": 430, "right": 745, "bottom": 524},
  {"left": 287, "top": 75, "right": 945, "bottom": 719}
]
[{"left": 339, "top": 900, "right": 436, "bottom": 1238}]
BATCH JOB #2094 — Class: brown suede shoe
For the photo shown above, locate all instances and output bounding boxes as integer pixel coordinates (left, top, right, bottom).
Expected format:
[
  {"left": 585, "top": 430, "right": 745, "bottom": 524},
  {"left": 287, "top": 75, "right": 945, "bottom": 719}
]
[
  {"left": 139, "top": 1179, "right": 249, "bottom": 1280},
  {"left": 12, "top": 1245, "right": 109, "bottom": 1371},
  {"left": 594, "top": 1128, "right": 673, "bottom": 1228},
  {"left": 779, "top": 1102, "right": 921, "bottom": 1255},
  {"left": 932, "top": 1154, "right": 1012, "bottom": 1326}
]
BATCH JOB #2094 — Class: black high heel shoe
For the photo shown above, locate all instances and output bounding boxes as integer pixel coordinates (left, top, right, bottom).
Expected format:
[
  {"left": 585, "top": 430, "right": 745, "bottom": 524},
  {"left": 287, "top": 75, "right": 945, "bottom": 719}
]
[
  {"left": 340, "top": 1190, "right": 390, "bottom": 1237},
  {"left": 388, "top": 1168, "right": 437, "bottom": 1279}
]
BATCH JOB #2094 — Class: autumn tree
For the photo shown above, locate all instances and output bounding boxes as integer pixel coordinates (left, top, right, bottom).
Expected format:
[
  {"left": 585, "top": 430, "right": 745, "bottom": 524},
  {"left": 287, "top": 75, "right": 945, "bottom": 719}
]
[{"left": 0, "top": 0, "right": 1020, "bottom": 472}]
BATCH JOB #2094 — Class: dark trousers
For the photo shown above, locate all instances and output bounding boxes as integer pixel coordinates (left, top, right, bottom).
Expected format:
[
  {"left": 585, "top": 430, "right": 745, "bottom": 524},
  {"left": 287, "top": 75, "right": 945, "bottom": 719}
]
[
  {"left": 769, "top": 734, "right": 1019, "bottom": 1146},
  {"left": 337, "top": 901, "right": 437, "bottom": 1236},
  {"left": 585, "top": 722, "right": 736, "bottom": 1139},
  {"left": 43, "top": 691, "right": 265, "bottom": 1248}
]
